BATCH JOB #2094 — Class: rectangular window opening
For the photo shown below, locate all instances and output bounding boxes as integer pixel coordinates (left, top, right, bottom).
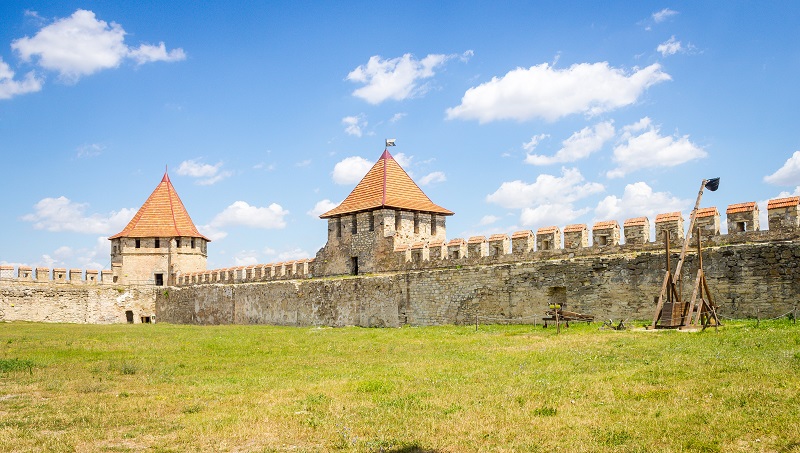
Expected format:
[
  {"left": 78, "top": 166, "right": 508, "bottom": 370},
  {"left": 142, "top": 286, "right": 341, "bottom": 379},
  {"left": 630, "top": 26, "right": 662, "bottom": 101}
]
[
  {"left": 154, "top": 273, "right": 164, "bottom": 286},
  {"left": 431, "top": 215, "right": 437, "bottom": 235},
  {"left": 351, "top": 215, "right": 358, "bottom": 234},
  {"left": 542, "top": 240, "right": 551, "bottom": 250},
  {"left": 598, "top": 236, "right": 608, "bottom": 246},
  {"left": 125, "top": 310, "right": 134, "bottom": 324},
  {"left": 369, "top": 213, "right": 375, "bottom": 232},
  {"left": 336, "top": 218, "right": 342, "bottom": 238},
  {"left": 154, "top": 239, "right": 160, "bottom": 248},
  {"left": 413, "top": 212, "right": 420, "bottom": 234},
  {"left": 350, "top": 257, "right": 358, "bottom": 276},
  {"left": 737, "top": 221, "right": 747, "bottom": 232},
  {"left": 135, "top": 239, "right": 141, "bottom": 249},
  {"left": 140, "top": 316, "right": 152, "bottom": 324},
  {"left": 395, "top": 211, "right": 401, "bottom": 231},
  {"left": 191, "top": 238, "right": 196, "bottom": 248},
  {"left": 176, "top": 238, "right": 181, "bottom": 248}
]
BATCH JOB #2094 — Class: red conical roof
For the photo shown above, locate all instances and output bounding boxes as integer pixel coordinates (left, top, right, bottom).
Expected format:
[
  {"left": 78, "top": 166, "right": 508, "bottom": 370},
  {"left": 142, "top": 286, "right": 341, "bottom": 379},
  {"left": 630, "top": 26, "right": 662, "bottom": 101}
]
[
  {"left": 109, "top": 172, "right": 209, "bottom": 240},
  {"left": 320, "top": 149, "right": 453, "bottom": 218}
]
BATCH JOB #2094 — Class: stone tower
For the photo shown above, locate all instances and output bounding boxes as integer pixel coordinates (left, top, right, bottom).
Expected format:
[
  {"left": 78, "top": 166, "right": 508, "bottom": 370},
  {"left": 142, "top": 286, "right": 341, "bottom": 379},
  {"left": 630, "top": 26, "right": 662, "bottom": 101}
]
[
  {"left": 109, "top": 172, "right": 209, "bottom": 286},
  {"left": 315, "top": 148, "right": 453, "bottom": 276}
]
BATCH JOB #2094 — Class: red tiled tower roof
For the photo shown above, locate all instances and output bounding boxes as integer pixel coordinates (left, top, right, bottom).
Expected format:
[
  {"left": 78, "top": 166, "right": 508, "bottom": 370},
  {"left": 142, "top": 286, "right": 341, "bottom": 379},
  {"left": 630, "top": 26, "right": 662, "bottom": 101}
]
[
  {"left": 109, "top": 172, "right": 209, "bottom": 240},
  {"left": 320, "top": 149, "right": 453, "bottom": 218}
]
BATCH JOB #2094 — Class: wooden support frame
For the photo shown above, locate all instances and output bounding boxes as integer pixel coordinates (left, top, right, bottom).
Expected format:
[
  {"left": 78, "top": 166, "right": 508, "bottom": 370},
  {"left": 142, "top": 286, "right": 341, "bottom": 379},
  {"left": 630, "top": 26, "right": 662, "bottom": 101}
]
[{"left": 650, "top": 179, "right": 721, "bottom": 330}]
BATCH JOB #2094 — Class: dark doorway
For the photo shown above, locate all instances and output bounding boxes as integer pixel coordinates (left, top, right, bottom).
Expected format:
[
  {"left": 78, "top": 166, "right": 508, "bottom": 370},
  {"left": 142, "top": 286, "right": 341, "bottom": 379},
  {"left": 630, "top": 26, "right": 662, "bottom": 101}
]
[
  {"left": 141, "top": 316, "right": 152, "bottom": 324},
  {"left": 125, "top": 310, "right": 134, "bottom": 324},
  {"left": 547, "top": 286, "right": 567, "bottom": 308},
  {"left": 351, "top": 257, "right": 359, "bottom": 276},
  {"left": 154, "top": 273, "right": 164, "bottom": 286}
]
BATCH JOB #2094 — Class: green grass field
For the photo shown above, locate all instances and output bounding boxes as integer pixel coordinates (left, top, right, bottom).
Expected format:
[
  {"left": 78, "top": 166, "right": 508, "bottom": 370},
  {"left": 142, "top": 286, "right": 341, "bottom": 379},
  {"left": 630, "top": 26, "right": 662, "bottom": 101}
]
[{"left": 1, "top": 320, "right": 799, "bottom": 452}]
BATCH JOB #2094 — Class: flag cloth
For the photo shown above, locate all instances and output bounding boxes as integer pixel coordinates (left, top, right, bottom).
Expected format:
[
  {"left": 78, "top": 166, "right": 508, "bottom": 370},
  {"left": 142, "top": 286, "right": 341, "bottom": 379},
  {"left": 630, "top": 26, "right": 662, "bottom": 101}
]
[{"left": 705, "top": 177, "right": 720, "bottom": 191}]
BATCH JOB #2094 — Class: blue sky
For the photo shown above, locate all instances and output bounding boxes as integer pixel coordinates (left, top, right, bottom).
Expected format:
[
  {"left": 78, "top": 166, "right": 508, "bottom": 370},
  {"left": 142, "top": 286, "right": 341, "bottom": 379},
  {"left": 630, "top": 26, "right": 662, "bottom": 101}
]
[{"left": 1, "top": 2, "right": 799, "bottom": 271}]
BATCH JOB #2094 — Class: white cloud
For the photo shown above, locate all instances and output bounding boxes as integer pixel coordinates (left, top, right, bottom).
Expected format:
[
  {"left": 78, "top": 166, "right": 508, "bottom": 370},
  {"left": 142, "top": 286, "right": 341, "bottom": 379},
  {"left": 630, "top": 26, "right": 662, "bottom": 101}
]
[
  {"left": 197, "top": 224, "right": 228, "bottom": 241},
  {"left": 11, "top": 9, "right": 185, "bottom": 83},
  {"left": 525, "top": 121, "right": 615, "bottom": 165},
  {"left": 460, "top": 50, "right": 474, "bottom": 62},
  {"left": 176, "top": 159, "right": 232, "bottom": 185},
  {"left": 607, "top": 117, "right": 707, "bottom": 178},
  {"left": 419, "top": 171, "right": 446, "bottom": 186},
  {"left": 342, "top": 115, "right": 367, "bottom": 137},
  {"left": 652, "top": 8, "right": 678, "bottom": 23},
  {"left": 522, "top": 134, "right": 549, "bottom": 153},
  {"left": 389, "top": 112, "right": 407, "bottom": 123},
  {"left": 479, "top": 215, "right": 500, "bottom": 226},
  {"left": 520, "top": 204, "right": 589, "bottom": 228},
  {"left": 332, "top": 156, "right": 372, "bottom": 184},
  {"left": 657, "top": 36, "right": 684, "bottom": 56},
  {"left": 127, "top": 42, "right": 186, "bottom": 65},
  {"left": 593, "top": 182, "right": 688, "bottom": 223},
  {"left": 445, "top": 62, "right": 670, "bottom": 123},
  {"left": 346, "top": 53, "right": 451, "bottom": 104},
  {"left": 764, "top": 151, "right": 800, "bottom": 186},
  {"left": 233, "top": 251, "right": 259, "bottom": 267},
  {"left": 307, "top": 199, "right": 339, "bottom": 217},
  {"left": 486, "top": 168, "right": 604, "bottom": 209},
  {"left": 209, "top": 201, "right": 289, "bottom": 230},
  {"left": 21, "top": 196, "right": 135, "bottom": 234},
  {"left": 276, "top": 248, "right": 310, "bottom": 261},
  {"left": 0, "top": 57, "right": 43, "bottom": 100},
  {"left": 76, "top": 143, "right": 105, "bottom": 158},
  {"left": 393, "top": 152, "right": 413, "bottom": 168}
]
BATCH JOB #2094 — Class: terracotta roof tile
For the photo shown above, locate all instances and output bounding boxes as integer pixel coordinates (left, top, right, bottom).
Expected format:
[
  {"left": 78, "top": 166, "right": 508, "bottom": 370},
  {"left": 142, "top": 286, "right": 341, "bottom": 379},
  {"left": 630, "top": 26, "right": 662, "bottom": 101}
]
[
  {"left": 623, "top": 217, "right": 649, "bottom": 227},
  {"left": 428, "top": 239, "right": 445, "bottom": 247},
  {"left": 696, "top": 207, "right": 719, "bottom": 218},
  {"left": 655, "top": 212, "right": 682, "bottom": 222},
  {"left": 86, "top": 269, "right": 98, "bottom": 274},
  {"left": 394, "top": 244, "right": 409, "bottom": 252},
  {"left": 488, "top": 234, "right": 509, "bottom": 241},
  {"left": 320, "top": 150, "right": 453, "bottom": 218},
  {"left": 511, "top": 230, "right": 533, "bottom": 239},
  {"left": 109, "top": 172, "right": 209, "bottom": 241},
  {"left": 563, "top": 224, "right": 587, "bottom": 233},
  {"left": 726, "top": 202, "right": 758, "bottom": 214},
  {"left": 468, "top": 236, "right": 486, "bottom": 243},
  {"left": 767, "top": 196, "right": 800, "bottom": 210},
  {"left": 592, "top": 220, "right": 619, "bottom": 229},
  {"left": 537, "top": 226, "right": 559, "bottom": 234},
  {"left": 447, "top": 238, "right": 466, "bottom": 246},
  {"left": 411, "top": 242, "right": 425, "bottom": 250}
]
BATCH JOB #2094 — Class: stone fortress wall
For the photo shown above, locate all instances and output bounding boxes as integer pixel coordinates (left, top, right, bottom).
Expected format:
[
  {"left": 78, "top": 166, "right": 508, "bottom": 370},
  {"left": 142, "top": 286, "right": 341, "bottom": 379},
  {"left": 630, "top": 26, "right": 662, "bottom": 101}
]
[
  {"left": 2, "top": 196, "right": 798, "bottom": 326},
  {"left": 0, "top": 266, "right": 157, "bottom": 324},
  {"left": 155, "top": 196, "right": 800, "bottom": 327}
]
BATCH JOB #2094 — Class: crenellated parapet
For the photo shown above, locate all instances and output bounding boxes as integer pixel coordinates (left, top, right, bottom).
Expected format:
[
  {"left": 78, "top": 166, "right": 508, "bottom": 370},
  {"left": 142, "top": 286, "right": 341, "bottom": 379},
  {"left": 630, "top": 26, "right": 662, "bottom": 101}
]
[
  {"left": 391, "top": 198, "right": 800, "bottom": 271},
  {"left": 655, "top": 212, "right": 684, "bottom": 246},
  {"left": 767, "top": 196, "right": 799, "bottom": 230},
  {"left": 726, "top": 202, "right": 759, "bottom": 233},
  {"left": 176, "top": 258, "right": 315, "bottom": 286},
  {"left": 592, "top": 220, "right": 620, "bottom": 247},
  {"left": 0, "top": 265, "right": 110, "bottom": 284},
  {"left": 564, "top": 224, "right": 588, "bottom": 249}
]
